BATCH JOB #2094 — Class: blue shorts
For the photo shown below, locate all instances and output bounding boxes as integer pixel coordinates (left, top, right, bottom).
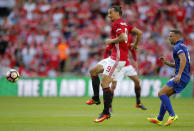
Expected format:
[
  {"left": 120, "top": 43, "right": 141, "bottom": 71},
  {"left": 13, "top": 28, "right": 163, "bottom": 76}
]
[{"left": 166, "top": 79, "right": 189, "bottom": 93}]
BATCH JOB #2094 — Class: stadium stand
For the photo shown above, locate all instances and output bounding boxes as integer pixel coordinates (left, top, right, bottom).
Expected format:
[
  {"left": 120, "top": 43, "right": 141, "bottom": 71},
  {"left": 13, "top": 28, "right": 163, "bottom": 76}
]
[{"left": 0, "top": 0, "right": 193, "bottom": 77}]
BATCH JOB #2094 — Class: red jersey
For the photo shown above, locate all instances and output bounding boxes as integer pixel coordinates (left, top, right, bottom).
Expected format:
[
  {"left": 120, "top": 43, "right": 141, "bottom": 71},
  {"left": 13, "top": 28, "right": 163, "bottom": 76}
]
[
  {"left": 104, "top": 44, "right": 113, "bottom": 59},
  {"left": 104, "top": 42, "right": 137, "bottom": 62},
  {"left": 110, "top": 18, "right": 134, "bottom": 61}
]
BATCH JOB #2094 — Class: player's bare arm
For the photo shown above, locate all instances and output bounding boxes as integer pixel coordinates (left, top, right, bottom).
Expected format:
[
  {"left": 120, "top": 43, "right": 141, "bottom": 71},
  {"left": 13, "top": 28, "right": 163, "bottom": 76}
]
[
  {"left": 105, "top": 33, "right": 127, "bottom": 45},
  {"left": 130, "top": 28, "right": 142, "bottom": 50},
  {"left": 174, "top": 53, "right": 186, "bottom": 83},
  {"left": 160, "top": 57, "right": 175, "bottom": 68},
  {"left": 130, "top": 48, "right": 138, "bottom": 70}
]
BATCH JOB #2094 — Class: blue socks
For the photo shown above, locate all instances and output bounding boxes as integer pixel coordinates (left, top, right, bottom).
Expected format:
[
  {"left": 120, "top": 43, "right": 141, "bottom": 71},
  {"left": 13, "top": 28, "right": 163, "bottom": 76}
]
[
  {"left": 157, "top": 102, "right": 166, "bottom": 121},
  {"left": 159, "top": 95, "right": 175, "bottom": 118}
]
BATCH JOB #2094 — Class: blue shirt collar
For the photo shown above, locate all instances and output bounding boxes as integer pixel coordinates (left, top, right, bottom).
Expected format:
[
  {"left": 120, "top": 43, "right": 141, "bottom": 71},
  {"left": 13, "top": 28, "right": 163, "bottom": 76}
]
[{"left": 175, "top": 40, "right": 183, "bottom": 45}]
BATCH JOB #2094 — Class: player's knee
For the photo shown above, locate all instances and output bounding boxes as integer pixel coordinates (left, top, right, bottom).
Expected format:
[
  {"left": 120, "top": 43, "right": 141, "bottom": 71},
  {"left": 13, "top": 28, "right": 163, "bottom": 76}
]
[
  {"left": 111, "top": 85, "right": 116, "bottom": 90},
  {"left": 158, "top": 92, "right": 161, "bottom": 96},
  {"left": 101, "top": 79, "right": 110, "bottom": 89},
  {"left": 111, "top": 81, "right": 117, "bottom": 90},
  {"left": 101, "top": 82, "right": 107, "bottom": 89},
  {"left": 89, "top": 68, "right": 96, "bottom": 76},
  {"left": 134, "top": 78, "right": 140, "bottom": 87},
  {"left": 158, "top": 91, "right": 164, "bottom": 96}
]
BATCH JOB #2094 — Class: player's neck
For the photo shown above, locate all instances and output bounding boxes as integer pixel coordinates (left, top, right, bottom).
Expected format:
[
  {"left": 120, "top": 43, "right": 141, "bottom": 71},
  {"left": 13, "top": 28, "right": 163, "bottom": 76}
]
[
  {"left": 113, "top": 17, "right": 121, "bottom": 22},
  {"left": 175, "top": 39, "right": 182, "bottom": 44}
]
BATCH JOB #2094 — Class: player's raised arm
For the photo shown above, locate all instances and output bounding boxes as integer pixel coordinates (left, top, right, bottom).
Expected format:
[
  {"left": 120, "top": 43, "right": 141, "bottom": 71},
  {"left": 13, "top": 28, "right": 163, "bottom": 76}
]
[
  {"left": 160, "top": 57, "right": 175, "bottom": 68},
  {"left": 130, "top": 28, "right": 142, "bottom": 50},
  {"left": 105, "top": 33, "right": 127, "bottom": 45}
]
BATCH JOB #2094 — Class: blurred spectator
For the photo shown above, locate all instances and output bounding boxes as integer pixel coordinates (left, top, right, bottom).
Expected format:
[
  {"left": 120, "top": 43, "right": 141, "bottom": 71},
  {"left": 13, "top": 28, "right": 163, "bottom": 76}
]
[
  {"left": 57, "top": 40, "right": 69, "bottom": 72},
  {"left": 21, "top": 44, "right": 36, "bottom": 69},
  {"left": 184, "top": 0, "right": 194, "bottom": 21},
  {"left": 79, "top": 44, "right": 89, "bottom": 62},
  {"left": 0, "top": 0, "right": 193, "bottom": 77},
  {"left": 0, "top": 36, "right": 8, "bottom": 55},
  {"left": 159, "top": 65, "right": 175, "bottom": 77},
  {"left": 0, "top": 0, "right": 15, "bottom": 17}
]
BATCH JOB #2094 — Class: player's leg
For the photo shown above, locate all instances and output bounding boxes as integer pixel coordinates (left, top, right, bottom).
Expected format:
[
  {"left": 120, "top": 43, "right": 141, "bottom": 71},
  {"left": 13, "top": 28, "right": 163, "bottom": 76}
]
[
  {"left": 109, "top": 80, "right": 117, "bottom": 113},
  {"left": 101, "top": 74, "right": 113, "bottom": 115},
  {"left": 162, "top": 79, "right": 189, "bottom": 126},
  {"left": 94, "top": 74, "right": 113, "bottom": 123},
  {"left": 124, "top": 65, "right": 147, "bottom": 110},
  {"left": 86, "top": 64, "right": 103, "bottom": 105},
  {"left": 129, "top": 75, "right": 147, "bottom": 110},
  {"left": 158, "top": 84, "right": 178, "bottom": 126},
  {"left": 158, "top": 84, "right": 175, "bottom": 117},
  {"left": 148, "top": 84, "right": 177, "bottom": 126},
  {"left": 94, "top": 58, "right": 118, "bottom": 123}
]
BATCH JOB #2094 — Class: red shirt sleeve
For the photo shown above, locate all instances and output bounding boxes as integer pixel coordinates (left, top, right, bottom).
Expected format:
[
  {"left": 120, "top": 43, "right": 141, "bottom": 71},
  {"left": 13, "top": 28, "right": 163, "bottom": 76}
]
[{"left": 104, "top": 44, "right": 113, "bottom": 58}]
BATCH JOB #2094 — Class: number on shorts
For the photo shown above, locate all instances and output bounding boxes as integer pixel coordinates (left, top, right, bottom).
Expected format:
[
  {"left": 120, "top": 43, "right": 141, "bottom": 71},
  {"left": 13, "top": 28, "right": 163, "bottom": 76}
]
[{"left": 106, "top": 66, "right": 112, "bottom": 72}]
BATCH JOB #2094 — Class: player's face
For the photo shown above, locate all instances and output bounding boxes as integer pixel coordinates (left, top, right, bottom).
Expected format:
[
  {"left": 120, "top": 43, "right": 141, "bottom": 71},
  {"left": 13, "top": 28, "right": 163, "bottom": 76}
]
[
  {"left": 168, "top": 32, "right": 177, "bottom": 45},
  {"left": 108, "top": 8, "right": 119, "bottom": 22}
]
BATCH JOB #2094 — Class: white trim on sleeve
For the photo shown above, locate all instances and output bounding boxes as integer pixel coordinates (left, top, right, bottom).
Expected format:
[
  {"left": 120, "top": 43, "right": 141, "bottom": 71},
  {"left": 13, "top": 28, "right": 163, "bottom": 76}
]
[{"left": 177, "top": 50, "right": 183, "bottom": 55}]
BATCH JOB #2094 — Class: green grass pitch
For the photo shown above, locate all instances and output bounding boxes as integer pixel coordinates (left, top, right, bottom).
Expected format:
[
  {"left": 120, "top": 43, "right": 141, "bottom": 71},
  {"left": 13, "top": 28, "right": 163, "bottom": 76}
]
[{"left": 0, "top": 97, "right": 194, "bottom": 131}]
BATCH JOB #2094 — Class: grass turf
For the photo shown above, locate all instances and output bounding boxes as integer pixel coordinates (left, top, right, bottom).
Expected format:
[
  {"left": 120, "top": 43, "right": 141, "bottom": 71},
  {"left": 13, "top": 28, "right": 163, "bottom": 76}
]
[{"left": 0, "top": 97, "right": 194, "bottom": 131}]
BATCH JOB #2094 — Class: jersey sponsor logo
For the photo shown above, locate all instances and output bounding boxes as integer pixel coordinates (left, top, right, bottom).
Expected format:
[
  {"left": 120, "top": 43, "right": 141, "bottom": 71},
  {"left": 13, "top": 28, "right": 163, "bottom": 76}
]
[
  {"left": 116, "top": 28, "right": 122, "bottom": 32},
  {"left": 120, "top": 22, "right": 127, "bottom": 26}
]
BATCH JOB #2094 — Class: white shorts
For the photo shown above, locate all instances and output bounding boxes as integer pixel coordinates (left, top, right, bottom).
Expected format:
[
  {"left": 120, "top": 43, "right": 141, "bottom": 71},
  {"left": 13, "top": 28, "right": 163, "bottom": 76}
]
[
  {"left": 115, "top": 65, "right": 137, "bottom": 81},
  {"left": 97, "top": 58, "right": 109, "bottom": 69},
  {"left": 103, "top": 57, "right": 126, "bottom": 80}
]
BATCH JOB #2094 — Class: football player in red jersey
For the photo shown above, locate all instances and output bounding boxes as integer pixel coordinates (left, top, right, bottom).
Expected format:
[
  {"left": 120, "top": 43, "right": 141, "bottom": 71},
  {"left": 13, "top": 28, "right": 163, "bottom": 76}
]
[
  {"left": 86, "top": 39, "right": 147, "bottom": 112},
  {"left": 93, "top": 6, "right": 143, "bottom": 123}
]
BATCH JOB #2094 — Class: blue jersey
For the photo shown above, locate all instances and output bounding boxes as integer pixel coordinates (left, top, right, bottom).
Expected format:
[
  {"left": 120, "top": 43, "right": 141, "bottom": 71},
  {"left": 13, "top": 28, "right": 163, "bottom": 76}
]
[{"left": 173, "top": 40, "right": 190, "bottom": 83}]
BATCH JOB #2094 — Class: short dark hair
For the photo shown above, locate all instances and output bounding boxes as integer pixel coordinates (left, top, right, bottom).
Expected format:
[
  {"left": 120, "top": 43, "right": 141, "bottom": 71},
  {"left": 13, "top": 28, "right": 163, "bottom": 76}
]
[
  {"left": 170, "top": 29, "right": 182, "bottom": 36},
  {"left": 110, "top": 6, "right": 122, "bottom": 16}
]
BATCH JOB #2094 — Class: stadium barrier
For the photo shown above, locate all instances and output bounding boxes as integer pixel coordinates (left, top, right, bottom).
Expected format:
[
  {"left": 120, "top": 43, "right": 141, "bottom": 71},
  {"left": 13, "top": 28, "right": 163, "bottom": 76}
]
[{"left": 0, "top": 76, "right": 192, "bottom": 98}]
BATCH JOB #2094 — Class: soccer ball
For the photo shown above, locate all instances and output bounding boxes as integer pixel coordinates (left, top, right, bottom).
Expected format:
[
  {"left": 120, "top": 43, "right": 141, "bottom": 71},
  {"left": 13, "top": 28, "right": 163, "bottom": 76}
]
[{"left": 6, "top": 69, "right": 20, "bottom": 83}]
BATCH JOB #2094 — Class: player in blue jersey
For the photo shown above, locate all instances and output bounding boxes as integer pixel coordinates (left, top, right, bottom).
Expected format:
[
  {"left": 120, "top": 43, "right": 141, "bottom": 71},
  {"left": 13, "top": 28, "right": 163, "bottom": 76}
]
[{"left": 147, "top": 29, "right": 191, "bottom": 126}]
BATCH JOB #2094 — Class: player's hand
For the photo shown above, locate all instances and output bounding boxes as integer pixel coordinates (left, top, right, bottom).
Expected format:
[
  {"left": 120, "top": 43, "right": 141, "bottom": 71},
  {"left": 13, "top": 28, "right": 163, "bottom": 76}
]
[
  {"left": 105, "top": 39, "right": 112, "bottom": 45},
  {"left": 159, "top": 57, "right": 165, "bottom": 63},
  {"left": 174, "top": 74, "right": 181, "bottom": 83},
  {"left": 130, "top": 43, "right": 138, "bottom": 50}
]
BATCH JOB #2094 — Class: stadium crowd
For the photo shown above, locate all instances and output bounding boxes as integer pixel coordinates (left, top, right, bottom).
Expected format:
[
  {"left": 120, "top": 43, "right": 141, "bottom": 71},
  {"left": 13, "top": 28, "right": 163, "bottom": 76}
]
[{"left": 0, "top": 0, "right": 193, "bottom": 77}]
